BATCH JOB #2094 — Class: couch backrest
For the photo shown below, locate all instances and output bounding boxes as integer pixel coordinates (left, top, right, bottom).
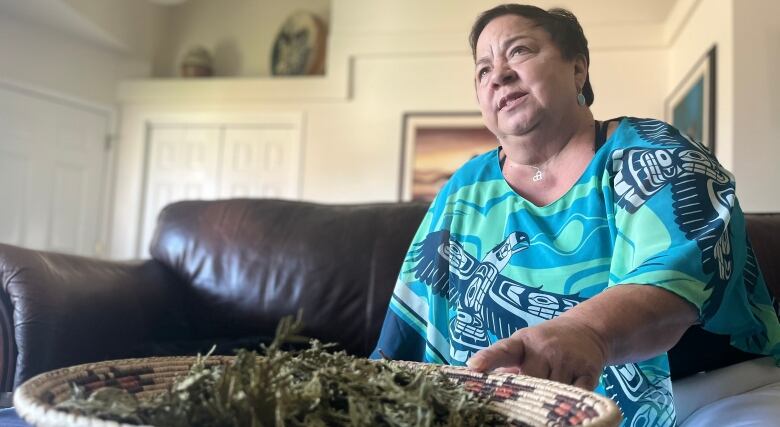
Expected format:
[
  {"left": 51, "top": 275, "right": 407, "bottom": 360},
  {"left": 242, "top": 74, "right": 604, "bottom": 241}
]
[
  {"left": 745, "top": 213, "right": 780, "bottom": 303},
  {"left": 150, "top": 199, "right": 428, "bottom": 356},
  {"left": 150, "top": 200, "right": 780, "bottom": 369}
]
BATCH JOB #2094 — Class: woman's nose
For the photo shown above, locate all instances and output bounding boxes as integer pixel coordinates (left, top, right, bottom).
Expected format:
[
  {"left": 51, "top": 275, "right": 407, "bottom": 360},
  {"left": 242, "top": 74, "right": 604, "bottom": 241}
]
[{"left": 491, "top": 64, "right": 517, "bottom": 87}]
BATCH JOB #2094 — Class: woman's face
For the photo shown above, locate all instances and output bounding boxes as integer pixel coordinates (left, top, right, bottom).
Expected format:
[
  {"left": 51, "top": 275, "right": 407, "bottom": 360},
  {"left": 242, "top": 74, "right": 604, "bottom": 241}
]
[{"left": 474, "top": 14, "right": 584, "bottom": 139}]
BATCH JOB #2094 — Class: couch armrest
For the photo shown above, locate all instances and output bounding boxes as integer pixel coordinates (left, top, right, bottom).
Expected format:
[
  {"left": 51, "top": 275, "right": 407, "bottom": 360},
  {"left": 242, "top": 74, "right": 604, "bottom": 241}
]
[{"left": 0, "top": 244, "right": 188, "bottom": 391}]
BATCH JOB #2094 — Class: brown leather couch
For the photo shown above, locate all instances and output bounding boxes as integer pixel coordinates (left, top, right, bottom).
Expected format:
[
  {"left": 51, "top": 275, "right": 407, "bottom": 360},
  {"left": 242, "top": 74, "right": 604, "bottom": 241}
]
[{"left": 0, "top": 199, "right": 777, "bottom": 392}]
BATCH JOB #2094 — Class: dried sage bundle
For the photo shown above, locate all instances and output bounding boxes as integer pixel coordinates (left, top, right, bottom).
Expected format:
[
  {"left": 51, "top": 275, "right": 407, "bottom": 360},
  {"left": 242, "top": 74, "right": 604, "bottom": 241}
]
[{"left": 55, "top": 315, "right": 506, "bottom": 426}]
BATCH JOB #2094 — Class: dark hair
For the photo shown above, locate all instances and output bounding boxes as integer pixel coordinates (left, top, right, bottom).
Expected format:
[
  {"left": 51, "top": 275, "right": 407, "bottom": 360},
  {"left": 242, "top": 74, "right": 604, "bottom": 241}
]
[{"left": 469, "top": 4, "right": 594, "bottom": 106}]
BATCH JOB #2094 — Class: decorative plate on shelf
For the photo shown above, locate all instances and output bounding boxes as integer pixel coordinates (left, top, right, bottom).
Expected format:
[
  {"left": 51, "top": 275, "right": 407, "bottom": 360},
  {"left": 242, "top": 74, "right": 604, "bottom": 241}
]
[{"left": 270, "top": 11, "right": 327, "bottom": 76}]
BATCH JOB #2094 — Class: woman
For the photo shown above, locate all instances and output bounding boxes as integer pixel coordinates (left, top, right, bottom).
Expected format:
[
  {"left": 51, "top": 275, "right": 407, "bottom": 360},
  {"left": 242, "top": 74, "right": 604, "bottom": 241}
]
[{"left": 372, "top": 4, "right": 780, "bottom": 426}]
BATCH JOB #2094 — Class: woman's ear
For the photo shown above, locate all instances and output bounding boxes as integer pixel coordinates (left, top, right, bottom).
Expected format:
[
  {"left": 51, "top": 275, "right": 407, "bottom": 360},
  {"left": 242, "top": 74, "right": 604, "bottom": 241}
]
[{"left": 574, "top": 53, "right": 588, "bottom": 90}]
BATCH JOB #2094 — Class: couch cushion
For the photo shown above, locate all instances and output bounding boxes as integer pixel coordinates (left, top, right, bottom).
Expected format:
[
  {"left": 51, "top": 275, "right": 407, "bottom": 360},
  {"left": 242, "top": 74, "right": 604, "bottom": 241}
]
[{"left": 150, "top": 199, "right": 428, "bottom": 357}]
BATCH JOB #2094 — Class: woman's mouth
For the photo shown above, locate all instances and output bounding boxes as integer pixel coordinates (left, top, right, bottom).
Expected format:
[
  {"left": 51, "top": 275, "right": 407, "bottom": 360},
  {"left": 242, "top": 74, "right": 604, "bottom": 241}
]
[{"left": 498, "top": 92, "right": 527, "bottom": 112}]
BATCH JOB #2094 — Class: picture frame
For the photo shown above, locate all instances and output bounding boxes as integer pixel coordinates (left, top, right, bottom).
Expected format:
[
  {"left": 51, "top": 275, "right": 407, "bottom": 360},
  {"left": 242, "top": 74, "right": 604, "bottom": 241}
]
[
  {"left": 399, "top": 112, "right": 497, "bottom": 202},
  {"left": 665, "top": 46, "right": 717, "bottom": 152}
]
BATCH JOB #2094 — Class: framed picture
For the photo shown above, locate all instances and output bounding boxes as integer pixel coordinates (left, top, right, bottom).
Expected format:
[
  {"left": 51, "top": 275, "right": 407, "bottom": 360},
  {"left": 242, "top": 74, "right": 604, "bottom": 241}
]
[
  {"left": 399, "top": 112, "right": 497, "bottom": 202},
  {"left": 665, "top": 46, "right": 717, "bottom": 152}
]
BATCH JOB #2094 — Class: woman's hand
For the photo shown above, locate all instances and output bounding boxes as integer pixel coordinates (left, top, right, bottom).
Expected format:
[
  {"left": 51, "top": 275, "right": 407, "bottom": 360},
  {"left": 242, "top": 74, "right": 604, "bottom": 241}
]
[
  {"left": 466, "top": 316, "right": 608, "bottom": 390},
  {"left": 466, "top": 285, "right": 698, "bottom": 390}
]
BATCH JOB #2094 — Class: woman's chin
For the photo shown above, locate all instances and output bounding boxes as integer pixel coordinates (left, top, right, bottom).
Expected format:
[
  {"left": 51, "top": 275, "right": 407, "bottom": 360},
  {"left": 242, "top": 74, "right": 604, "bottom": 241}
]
[{"left": 498, "top": 119, "right": 536, "bottom": 138}]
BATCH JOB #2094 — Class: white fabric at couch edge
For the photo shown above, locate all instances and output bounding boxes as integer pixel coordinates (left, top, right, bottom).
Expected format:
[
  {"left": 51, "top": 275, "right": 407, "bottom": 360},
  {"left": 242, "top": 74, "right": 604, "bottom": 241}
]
[{"left": 673, "top": 357, "right": 780, "bottom": 425}]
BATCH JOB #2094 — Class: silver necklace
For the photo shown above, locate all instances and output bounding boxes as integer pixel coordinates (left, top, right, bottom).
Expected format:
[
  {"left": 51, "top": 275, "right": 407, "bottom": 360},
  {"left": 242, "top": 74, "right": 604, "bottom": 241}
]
[
  {"left": 524, "top": 155, "right": 557, "bottom": 183},
  {"left": 530, "top": 166, "right": 545, "bottom": 182},
  {"left": 501, "top": 156, "right": 554, "bottom": 183},
  {"left": 527, "top": 160, "right": 554, "bottom": 182},
  {"left": 501, "top": 120, "right": 601, "bottom": 184}
]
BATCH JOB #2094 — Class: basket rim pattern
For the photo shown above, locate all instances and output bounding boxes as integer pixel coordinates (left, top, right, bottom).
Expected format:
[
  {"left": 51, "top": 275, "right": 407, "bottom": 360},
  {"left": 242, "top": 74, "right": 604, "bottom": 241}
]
[{"left": 14, "top": 356, "right": 622, "bottom": 427}]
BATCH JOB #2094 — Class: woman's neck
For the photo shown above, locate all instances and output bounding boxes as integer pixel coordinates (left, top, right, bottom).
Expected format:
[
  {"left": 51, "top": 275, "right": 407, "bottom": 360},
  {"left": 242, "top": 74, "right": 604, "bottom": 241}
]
[
  {"left": 499, "top": 111, "right": 597, "bottom": 206},
  {"left": 499, "top": 110, "right": 595, "bottom": 166}
]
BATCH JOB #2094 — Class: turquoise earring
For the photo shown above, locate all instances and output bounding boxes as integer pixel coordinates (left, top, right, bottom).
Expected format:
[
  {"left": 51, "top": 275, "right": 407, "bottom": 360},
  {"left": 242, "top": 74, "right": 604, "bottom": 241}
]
[{"left": 577, "top": 90, "right": 586, "bottom": 106}]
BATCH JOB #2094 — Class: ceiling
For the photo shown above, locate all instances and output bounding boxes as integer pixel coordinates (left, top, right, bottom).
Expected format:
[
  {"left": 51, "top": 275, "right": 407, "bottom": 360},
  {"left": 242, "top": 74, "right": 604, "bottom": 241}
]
[
  {"left": 547, "top": 0, "right": 679, "bottom": 25},
  {"left": 0, "top": 0, "right": 126, "bottom": 51}
]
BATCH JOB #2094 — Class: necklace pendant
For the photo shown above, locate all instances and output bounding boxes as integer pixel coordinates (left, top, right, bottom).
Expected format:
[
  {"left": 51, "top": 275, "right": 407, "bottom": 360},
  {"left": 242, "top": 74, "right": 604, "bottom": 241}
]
[{"left": 532, "top": 169, "right": 543, "bottom": 182}]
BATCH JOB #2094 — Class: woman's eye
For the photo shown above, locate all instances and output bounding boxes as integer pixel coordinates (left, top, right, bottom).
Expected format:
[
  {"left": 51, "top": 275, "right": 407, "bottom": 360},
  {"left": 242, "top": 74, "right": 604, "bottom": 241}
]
[
  {"left": 478, "top": 68, "right": 490, "bottom": 80},
  {"left": 509, "top": 46, "right": 527, "bottom": 57}
]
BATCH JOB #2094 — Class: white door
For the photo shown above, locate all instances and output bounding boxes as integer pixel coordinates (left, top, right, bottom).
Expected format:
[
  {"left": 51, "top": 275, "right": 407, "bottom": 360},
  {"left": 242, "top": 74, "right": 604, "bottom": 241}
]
[
  {"left": 220, "top": 126, "right": 300, "bottom": 198},
  {"left": 0, "top": 84, "right": 109, "bottom": 256},
  {"left": 138, "top": 122, "right": 301, "bottom": 257},
  {"left": 139, "top": 126, "right": 221, "bottom": 257}
]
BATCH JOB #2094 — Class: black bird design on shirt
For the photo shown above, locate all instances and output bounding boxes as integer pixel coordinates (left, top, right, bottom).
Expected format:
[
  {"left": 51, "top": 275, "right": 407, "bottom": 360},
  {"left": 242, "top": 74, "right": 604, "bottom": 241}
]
[
  {"left": 406, "top": 229, "right": 584, "bottom": 362},
  {"left": 612, "top": 119, "right": 736, "bottom": 318}
]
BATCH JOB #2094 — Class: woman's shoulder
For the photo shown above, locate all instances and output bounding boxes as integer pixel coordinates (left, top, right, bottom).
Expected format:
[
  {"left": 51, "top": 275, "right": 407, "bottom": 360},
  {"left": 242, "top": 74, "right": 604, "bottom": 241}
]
[
  {"left": 609, "top": 117, "right": 708, "bottom": 152},
  {"left": 607, "top": 117, "right": 734, "bottom": 214},
  {"left": 607, "top": 116, "right": 728, "bottom": 172}
]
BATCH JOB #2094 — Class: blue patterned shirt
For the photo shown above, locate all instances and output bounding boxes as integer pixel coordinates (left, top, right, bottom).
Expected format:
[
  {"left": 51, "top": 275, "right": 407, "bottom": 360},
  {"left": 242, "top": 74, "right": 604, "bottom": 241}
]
[{"left": 372, "top": 117, "right": 780, "bottom": 426}]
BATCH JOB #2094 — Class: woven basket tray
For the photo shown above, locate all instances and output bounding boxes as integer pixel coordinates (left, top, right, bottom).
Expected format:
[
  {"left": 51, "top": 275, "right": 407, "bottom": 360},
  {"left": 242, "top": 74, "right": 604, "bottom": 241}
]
[{"left": 13, "top": 356, "right": 622, "bottom": 427}]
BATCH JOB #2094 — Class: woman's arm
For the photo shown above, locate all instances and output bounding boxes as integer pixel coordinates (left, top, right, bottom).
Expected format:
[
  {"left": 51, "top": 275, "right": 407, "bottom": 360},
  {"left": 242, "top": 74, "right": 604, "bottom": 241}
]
[{"left": 467, "top": 284, "right": 698, "bottom": 389}]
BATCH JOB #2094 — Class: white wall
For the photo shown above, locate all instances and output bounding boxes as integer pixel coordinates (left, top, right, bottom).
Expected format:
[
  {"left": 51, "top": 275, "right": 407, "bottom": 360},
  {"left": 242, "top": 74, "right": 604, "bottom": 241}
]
[
  {"left": 2, "top": 0, "right": 774, "bottom": 255},
  {"left": 666, "top": 0, "right": 780, "bottom": 212},
  {"left": 62, "top": 0, "right": 170, "bottom": 60},
  {"left": 732, "top": 0, "right": 780, "bottom": 212},
  {"left": 667, "top": 0, "right": 734, "bottom": 171},
  {"left": 109, "top": 0, "right": 670, "bottom": 258},
  {"left": 153, "top": 0, "right": 330, "bottom": 77},
  {"left": 0, "top": 12, "right": 148, "bottom": 106},
  {"left": 590, "top": 49, "right": 667, "bottom": 120},
  {"left": 0, "top": 0, "right": 169, "bottom": 259}
]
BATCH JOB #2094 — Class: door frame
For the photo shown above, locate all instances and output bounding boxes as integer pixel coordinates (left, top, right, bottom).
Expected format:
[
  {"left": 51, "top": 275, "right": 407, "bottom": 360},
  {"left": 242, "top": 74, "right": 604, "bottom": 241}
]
[{"left": 0, "top": 78, "right": 118, "bottom": 258}]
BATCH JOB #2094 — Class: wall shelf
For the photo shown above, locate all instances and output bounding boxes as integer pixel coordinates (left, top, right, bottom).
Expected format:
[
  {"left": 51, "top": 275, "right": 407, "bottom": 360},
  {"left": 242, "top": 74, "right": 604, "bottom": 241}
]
[{"left": 117, "top": 74, "right": 348, "bottom": 104}]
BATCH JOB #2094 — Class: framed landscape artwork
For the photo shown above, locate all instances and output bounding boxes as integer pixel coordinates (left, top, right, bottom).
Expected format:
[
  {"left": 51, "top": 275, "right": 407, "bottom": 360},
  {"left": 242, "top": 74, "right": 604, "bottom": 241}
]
[
  {"left": 399, "top": 112, "right": 497, "bottom": 202},
  {"left": 665, "top": 46, "right": 717, "bottom": 152}
]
